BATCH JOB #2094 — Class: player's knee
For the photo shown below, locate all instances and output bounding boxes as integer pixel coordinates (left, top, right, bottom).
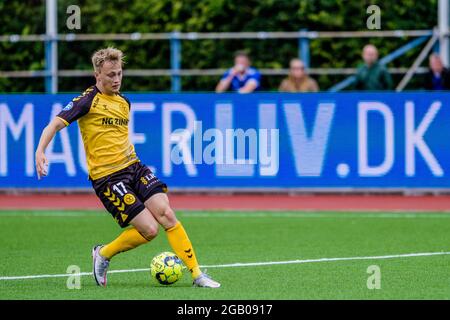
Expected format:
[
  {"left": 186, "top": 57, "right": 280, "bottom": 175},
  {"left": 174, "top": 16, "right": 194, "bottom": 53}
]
[
  {"left": 139, "top": 223, "right": 159, "bottom": 240},
  {"left": 161, "top": 207, "right": 177, "bottom": 224}
]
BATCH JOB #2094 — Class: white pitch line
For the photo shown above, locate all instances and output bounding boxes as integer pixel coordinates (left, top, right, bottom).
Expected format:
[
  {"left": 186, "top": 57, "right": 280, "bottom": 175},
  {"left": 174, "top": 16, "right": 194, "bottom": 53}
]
[
  {"left": 200, "top": 251, "right": 450, "bottom": 268},
  {"left": 1, "top": 251, "right": 450, "bottom": 281}
]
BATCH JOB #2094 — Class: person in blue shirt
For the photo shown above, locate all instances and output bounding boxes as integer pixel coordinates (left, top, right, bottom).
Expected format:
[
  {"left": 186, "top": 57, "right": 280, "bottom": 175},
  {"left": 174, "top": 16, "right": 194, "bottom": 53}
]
[{"left": 216, "top": 51, "right": 261, "bottom": 93}]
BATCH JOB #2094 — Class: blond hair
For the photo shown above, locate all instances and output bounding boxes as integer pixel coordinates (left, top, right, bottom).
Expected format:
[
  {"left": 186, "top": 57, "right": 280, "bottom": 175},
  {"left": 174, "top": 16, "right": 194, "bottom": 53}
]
[{"left": 91, "top": 47, "right": 125, "bottom": 72}]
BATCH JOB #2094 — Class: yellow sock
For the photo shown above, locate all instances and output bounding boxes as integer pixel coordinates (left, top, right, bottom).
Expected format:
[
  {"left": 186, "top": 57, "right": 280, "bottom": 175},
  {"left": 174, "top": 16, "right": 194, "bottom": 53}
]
[
  {"left": 166, "top": 221, "right": 202, "bottom": 279},
  {"left": 100, "top": 227, "right": 150, "bottom": 260}
]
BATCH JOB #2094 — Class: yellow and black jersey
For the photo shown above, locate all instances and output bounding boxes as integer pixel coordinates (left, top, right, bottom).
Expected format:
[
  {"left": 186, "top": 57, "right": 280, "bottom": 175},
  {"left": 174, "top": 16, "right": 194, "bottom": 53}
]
[{"left": 57, "top": 86, "right": 139, "bottom": 180}]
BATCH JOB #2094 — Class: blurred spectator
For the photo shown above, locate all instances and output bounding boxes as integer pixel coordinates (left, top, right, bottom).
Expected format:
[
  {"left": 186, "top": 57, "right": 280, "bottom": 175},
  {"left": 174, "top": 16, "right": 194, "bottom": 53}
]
[
  {"left": 424, "top": 53, "right": 450, "bottom": 90},
  {"left": 215, "top": 51, "right": 261, "bottom": 93},
  {"left": 278, "top": 58, "right": 319, "bottom": 92},
  {"left": 354, "top": 44, "right": 393, "bottom": 91}
]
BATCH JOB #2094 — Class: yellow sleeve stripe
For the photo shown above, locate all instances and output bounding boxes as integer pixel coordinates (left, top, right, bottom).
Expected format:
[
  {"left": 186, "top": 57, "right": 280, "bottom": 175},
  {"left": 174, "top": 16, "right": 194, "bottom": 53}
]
[{"left": 56, "top": 116, "right": 69, "bottom": 127}]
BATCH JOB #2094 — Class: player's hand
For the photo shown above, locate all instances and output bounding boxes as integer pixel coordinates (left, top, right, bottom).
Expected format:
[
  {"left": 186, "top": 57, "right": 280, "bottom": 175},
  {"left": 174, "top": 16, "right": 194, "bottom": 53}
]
[{"left": 35, "top": 151, "right": 48, "bottom": 180}]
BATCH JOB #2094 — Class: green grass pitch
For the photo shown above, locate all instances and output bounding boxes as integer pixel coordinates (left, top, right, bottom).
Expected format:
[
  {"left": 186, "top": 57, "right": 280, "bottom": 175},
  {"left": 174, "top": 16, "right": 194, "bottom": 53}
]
[{"left": 1, "top": 210, "right": 450, "bottom": 300}]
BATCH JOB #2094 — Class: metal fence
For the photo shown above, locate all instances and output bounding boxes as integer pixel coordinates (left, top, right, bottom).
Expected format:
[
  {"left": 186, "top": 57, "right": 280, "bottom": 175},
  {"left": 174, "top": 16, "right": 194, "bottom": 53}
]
[{"left": 0, "top": 29, "right": 441, "bottom": 93}]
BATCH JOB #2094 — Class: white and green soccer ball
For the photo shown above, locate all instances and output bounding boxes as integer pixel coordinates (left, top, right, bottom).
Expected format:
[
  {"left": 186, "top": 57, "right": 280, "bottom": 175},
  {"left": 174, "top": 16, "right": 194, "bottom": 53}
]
[{"left": 150, "top": 251, "right": 183, "bottom": 285}]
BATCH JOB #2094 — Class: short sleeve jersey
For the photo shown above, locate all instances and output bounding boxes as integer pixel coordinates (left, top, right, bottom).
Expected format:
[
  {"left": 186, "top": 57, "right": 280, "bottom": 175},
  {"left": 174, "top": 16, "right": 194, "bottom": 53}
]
[
  {"left": 56, "top": 86, "right": 138, "bottom": 180},
  {"left": 221, "top": 67, "right": 262, "bottom": 91}
]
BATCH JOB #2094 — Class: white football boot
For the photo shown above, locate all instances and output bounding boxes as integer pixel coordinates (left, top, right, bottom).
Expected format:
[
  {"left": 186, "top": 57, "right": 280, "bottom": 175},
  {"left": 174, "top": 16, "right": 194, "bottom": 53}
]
[
  {"left": 92, "top": 245, "right": 110, "bottom": 287},
  {"left": 193, "top": 271, "right": 221, "bottom": 288}
]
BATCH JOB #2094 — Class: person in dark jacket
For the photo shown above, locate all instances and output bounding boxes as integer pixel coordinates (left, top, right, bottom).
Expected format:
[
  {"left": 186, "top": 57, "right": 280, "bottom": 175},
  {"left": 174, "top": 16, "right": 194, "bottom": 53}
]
[
  {"left": 354, "top": 44, "right": 393, "bottom": 91},
  {"left": 424, "top": 53, "right": 450, "bottom": 90}
]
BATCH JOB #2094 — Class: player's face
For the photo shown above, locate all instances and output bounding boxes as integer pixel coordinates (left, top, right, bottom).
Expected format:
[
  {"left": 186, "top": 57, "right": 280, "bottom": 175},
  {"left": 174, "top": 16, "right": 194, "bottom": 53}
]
[{"left": 96, "top": 61, "right": 122, "bottom": 95}]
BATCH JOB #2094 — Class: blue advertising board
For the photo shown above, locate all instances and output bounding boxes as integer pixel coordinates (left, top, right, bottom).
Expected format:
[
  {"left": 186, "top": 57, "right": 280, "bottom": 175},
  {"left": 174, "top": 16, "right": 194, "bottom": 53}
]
[{"left": 0, "top": 92, "right": 448, "bottom": 190}]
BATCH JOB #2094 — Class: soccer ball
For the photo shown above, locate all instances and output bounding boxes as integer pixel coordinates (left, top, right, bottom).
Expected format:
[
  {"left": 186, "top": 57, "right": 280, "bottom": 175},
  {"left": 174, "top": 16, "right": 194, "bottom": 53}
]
[{"left": 150, "top": 251, "right": 183, "bottom": 285}]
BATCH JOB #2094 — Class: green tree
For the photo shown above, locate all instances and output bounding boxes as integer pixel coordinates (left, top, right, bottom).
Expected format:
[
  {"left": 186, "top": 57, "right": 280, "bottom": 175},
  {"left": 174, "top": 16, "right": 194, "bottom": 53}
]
[{"left": 0, "top": 0, "right": 438, "bottom": 92}]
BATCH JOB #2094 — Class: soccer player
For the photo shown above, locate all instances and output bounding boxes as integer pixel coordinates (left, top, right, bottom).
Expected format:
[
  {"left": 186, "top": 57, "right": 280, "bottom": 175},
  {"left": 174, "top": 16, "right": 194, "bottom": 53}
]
[{"left": 35, "top": 47, "right": 220, "bottom": 288}]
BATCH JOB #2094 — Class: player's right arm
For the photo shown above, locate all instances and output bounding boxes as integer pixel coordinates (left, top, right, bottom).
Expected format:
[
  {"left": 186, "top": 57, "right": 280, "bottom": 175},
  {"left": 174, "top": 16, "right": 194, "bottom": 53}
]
[
  {"left": 35, "top": 117, "right": 67, "bottom": 179},
  {"left": 35, "top": 87, "right": 95, "bottom": 179}
]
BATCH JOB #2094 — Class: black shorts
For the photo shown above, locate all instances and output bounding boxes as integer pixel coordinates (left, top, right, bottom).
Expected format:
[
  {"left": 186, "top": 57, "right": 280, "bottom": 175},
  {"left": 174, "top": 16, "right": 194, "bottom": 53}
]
[{"left": 91, "top": 162, "right": 167, "bottom": 228}]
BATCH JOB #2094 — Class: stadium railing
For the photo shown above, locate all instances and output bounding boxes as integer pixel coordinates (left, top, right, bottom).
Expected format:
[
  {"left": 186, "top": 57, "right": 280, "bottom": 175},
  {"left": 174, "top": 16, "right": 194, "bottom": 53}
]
[{"left": 0, "top": 29, "right": 439, "bottom": 93}]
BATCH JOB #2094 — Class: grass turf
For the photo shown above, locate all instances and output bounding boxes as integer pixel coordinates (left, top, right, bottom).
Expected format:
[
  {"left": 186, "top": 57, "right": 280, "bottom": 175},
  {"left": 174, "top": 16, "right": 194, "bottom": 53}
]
[{"left": 0, "top": 210, "right": 450, "bottom": 300}]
